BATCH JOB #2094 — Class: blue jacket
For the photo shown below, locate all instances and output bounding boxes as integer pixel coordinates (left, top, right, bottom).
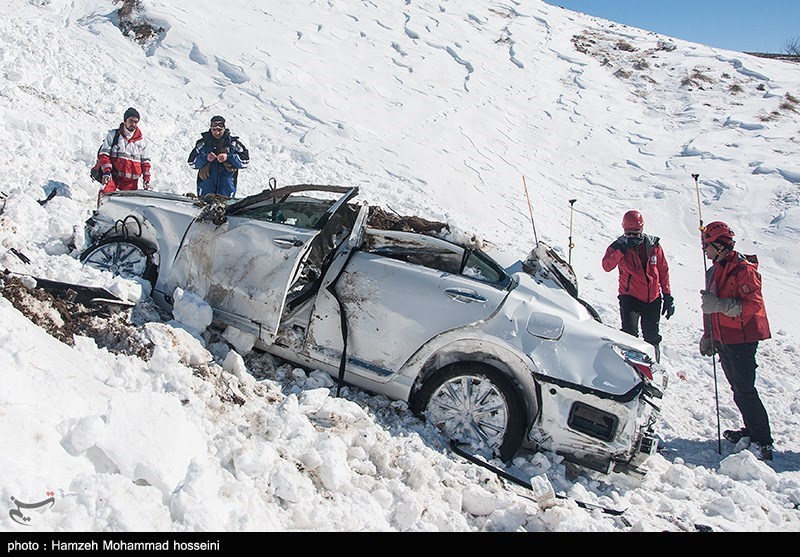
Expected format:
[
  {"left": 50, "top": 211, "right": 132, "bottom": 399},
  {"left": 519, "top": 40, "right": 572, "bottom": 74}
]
[{"left": 188, "top": 130, "right": 249, "bottom": 197}]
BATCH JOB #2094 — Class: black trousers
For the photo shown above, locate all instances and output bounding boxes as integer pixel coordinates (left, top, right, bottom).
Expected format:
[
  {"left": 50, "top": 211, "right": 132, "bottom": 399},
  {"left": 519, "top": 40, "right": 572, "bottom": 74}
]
[
  {"left": 716, "top": 341, "right": 773, "bottom": 445},
  {"left": 618, "top": 294, "right": 662, "bottom": 349}
]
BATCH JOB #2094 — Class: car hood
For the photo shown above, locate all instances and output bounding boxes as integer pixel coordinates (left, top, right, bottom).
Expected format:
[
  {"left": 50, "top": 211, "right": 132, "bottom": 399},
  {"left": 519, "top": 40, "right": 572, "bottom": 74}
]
[
  {"left": 484, "top": 260, "right": 656, "bottom": 397},
  {"left": 508, "top": 266, "right": 593, "bottom": 323},
  {"left": 97, "top": 190, "right": 206, "bottom": 216}
]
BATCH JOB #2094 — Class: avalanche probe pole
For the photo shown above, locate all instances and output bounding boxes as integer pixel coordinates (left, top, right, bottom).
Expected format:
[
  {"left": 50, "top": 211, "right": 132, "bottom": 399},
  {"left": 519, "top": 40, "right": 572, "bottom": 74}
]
[
  {"left": 568, "top": 198, "right": 577, "bottom": 265},
  {"left": 522, "top": 176, "right": 539, "bottom": 245},
  {"left": 694, "top": 173, "right": 722, "bottom": 454}
]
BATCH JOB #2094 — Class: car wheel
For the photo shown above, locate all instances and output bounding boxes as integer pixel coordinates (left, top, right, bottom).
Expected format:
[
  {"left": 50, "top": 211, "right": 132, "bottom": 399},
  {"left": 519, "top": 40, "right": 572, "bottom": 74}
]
[
  {"left": 80, "top": 237, "right": 157, "bottom": 284},
  {"left": 412, "top": 363, "right": 526, "bottom": 462}
]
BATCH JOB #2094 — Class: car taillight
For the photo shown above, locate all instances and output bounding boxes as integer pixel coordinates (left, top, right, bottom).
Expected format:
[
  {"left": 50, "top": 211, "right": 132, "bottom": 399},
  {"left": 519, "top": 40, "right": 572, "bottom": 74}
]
[
  {"left": 616, "top": 347, "right": 654, "bottom": 381},
  {"left": 630, "top": 361, "right": 653, "bottom": 381}
]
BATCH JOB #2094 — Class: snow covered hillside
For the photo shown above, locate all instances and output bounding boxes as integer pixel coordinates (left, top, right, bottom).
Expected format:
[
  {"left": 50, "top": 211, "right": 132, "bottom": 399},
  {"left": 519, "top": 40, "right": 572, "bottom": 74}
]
[{"left": 1, "top": 0, "right": 799, "bottom": 532}]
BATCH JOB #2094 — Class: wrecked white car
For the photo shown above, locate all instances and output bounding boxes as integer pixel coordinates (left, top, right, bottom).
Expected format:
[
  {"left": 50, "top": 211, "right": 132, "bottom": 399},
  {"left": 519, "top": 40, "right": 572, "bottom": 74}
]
[{"left": 81, "top": 185, "right": 666, "bottom": 473}]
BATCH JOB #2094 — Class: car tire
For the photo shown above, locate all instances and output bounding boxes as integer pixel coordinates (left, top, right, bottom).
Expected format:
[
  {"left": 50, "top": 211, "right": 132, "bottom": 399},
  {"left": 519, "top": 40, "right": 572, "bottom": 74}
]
[
  {"left": 80, "top": 236, "right": 157, "bottom": 285},
  {"left": 412, "top": 363, "right": 526, "bottom": 462}
]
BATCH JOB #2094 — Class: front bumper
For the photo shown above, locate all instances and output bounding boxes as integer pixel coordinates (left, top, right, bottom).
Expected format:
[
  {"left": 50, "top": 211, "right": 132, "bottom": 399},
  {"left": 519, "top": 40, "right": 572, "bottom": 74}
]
[{"left": 531, "top": 370, "right": 665, "bottom": 474}]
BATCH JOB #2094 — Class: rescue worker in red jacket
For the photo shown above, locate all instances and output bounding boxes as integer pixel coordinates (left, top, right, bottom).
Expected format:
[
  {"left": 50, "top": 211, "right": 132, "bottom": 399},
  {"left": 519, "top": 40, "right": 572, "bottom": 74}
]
[
  {"left": 97, "top": 107, "right": 151, "bottom": 196},
  {"left": 602, "top": 210, "right": 674, "bottom": 362},
  {"left": 699, "top": 221, "right": 773, "bottom": 461}
]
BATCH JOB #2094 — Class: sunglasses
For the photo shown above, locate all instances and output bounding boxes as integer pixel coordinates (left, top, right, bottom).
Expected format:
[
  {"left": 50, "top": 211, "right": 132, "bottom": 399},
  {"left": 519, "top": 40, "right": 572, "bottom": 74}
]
[
  {"left": 624, "top": 230, "right": 642, "bottom": 237},
  {"left": 211, "top": 124, "right": 225, "bottom": 130}
]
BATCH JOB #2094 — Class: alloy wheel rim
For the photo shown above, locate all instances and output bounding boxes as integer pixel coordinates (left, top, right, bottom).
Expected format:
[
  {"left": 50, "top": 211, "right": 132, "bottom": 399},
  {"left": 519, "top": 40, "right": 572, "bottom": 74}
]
[
  {"left": 85, "top": 242, "right": 147, "bottom": 278},
  {"left": 427, "top": 375, "right": 509, "bottom": 454}
]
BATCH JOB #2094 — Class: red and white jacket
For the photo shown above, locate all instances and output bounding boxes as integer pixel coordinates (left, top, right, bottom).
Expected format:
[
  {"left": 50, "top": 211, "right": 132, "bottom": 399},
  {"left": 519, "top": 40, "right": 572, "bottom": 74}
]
[
  {"left": 602, "top": 234, "right": 671, "bottom": 303},
  {"left": 97, "top": 124, "right": 151, "bottom": 191},
  {"left": 705, "top": 251, "right": 771, "bottom": 344}
]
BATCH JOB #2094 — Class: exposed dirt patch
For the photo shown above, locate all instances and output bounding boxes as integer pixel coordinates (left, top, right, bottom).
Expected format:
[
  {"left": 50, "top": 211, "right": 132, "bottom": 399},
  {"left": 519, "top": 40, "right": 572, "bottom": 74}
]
[
  {"left": 115, "top": 0, "right": 165, "bottom": 47},
  {"left": 746, "top": 52, "right": 800, "bottom": 63},
  {"left": 367, "top": 206, "right": 449, "bottom": 235},
  {"left": 0, "top": 276, "right": 152, "bottom": 359}
]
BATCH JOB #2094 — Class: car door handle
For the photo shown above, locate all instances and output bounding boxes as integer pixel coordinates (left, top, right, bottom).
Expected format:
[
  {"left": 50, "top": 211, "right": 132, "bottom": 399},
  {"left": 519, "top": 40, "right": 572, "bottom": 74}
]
[
  {"left": 444, "top": 288, "right": 487, "bottom": 304},
  {"left": 273, "top": 237, "right": 305, "bottom": 248}
]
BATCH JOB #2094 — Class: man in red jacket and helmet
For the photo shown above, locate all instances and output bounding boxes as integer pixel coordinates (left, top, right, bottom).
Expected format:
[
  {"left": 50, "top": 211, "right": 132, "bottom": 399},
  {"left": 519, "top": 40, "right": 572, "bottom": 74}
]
[
  {"left": 699, "top": 221, "right": 773, "bottom": 461},
  {"left": 602, "top": 210, "right": 674, "bottom": 363}
]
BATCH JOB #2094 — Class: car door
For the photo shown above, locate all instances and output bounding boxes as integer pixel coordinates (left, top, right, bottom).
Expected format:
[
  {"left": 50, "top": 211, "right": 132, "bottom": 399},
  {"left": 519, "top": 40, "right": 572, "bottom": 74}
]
[
  {"left": 306, "top": 229, "right": 509, "bottom": 381},
  {"left": 166, "top": 216, "right": 319, "bottom": 338}
]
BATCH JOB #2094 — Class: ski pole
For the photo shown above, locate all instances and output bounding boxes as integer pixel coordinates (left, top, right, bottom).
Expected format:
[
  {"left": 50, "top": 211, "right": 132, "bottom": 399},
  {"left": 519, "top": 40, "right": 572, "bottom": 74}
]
[
  {"left": 693, "top": 173, "right": 722, "bottom": 454},
  {"left": 522, "top": 176, "right": 538, "bottom": 245},
  {"left": 568, "top": 199, "right": 577, "bottom": 265}
]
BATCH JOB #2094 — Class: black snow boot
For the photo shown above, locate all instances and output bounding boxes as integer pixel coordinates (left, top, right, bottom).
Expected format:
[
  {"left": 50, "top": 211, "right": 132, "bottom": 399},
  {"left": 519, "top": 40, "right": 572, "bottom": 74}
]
[
  {"left": 752, "top": 442, "right": 773, "bottom": 462},
  {"left": 723, "top": 428, "right": 749, "bottom": 444}
]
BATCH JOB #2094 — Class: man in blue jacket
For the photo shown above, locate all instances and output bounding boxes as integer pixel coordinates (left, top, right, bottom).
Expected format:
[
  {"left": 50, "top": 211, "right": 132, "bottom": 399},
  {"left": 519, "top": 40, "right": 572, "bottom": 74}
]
[{"left": 188, "top": 115, "right": 249, "bottom": 197}]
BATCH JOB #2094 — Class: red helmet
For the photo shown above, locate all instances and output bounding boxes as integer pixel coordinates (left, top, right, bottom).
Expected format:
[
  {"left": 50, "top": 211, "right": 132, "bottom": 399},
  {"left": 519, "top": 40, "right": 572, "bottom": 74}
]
[
  {"left": 622, "top": 210, "right": 644, "bottom": 230},
  {"left": 703, "top": 221, "right": 735, "bottom": 247}
]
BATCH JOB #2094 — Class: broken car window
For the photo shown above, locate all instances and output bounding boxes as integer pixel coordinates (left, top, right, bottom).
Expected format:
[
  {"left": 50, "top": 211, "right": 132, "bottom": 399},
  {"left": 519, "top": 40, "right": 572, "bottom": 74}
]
[{"left": 363, "top": 229, "right": 508, "bottom": 287}]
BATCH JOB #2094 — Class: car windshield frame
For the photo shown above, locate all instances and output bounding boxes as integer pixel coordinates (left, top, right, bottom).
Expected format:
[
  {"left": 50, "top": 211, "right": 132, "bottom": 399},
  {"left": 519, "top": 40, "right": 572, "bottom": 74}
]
[
  {"left": 229, "top": 195, "right": 344, "bottom": 229},
  {"left": 226, "top": 184, "right": 357, "bottom": 225}
]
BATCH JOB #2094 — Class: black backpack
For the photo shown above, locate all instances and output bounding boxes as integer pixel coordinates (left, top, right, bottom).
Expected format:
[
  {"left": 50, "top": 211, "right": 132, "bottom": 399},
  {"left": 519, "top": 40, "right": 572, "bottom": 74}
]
[{"left": 90, "top": 129, "right": 120, "bottom": 183}]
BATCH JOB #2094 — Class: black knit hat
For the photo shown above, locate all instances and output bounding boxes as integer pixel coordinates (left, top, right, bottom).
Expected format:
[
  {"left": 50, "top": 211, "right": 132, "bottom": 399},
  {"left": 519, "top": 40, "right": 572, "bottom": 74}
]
[
  {"left": 210, "top": 115, "right": 226, "bottom": 127},
  {"left": 124, "top": 107, "right": 140, "bottom": 121}
]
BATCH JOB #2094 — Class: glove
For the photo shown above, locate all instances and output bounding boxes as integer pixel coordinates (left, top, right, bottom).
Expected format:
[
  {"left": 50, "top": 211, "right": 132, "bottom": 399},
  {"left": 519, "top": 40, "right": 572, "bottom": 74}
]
[
  {"left": 700, "top": 290, "right": 742, "bottom": 317},
  {"left": 661, "top": 294, "right": 675, "bottom": 319},
  {"left": 102, "top": 173, "right": 111, "bottom": 185},
  {"left": 143, "top": 181, "right": 151, "bottom": 190},
  {"left": 699, "top": 335, "right": 716, "bottom": 357},
  {"left": 611, "top": 236, "right": 628, "bottom": 253}
]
